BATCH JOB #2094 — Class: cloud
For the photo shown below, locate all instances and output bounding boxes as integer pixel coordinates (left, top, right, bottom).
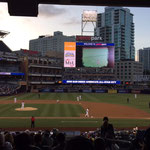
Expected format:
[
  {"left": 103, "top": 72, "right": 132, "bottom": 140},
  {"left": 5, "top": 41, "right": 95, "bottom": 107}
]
[
  {"left": 63, "top": 17, "right": 80, "bottom": 25},
  {"left": 39, "top": 5, "right": 66, "bottom": 17}
]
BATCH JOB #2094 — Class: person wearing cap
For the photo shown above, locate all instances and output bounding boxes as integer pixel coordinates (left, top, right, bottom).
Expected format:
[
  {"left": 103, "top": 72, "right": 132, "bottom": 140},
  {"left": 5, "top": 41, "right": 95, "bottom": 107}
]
[{"left": 100, "top": 117, "right": 114, "bottom": 139}]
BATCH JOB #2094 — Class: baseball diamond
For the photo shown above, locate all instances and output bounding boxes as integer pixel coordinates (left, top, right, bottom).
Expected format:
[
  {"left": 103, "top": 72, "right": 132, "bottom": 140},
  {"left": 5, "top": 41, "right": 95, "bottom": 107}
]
[{"left": 0, "top": 93, "right": 150, "bottom": 131}]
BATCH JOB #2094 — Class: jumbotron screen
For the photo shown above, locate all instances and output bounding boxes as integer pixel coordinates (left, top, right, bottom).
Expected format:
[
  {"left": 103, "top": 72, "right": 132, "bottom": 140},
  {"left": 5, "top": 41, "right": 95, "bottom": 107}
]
[{"left": 76, "top": 42, "right": 114, "bottom": 68}]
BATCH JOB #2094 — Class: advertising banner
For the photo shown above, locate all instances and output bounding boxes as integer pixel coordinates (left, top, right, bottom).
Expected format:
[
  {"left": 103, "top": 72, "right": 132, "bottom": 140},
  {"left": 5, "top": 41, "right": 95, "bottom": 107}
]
[
  {"left": 55, "top": 89, "right": 64, "bottom": 93},
  {"left": 95, "top": 89, "right": 107, "bottom": 93},
  {"left": 82, "top": 89, "right": 92, "bottom": 93},
  {"left": 118, "top": 89, "right": 130, "bottom": 93},
  {"left": 62, "top": 80, "right": 120, "bottom": 84},
  {"left": 64, "top": 42, "right": 76, "bottom": 67},
  {"left": 108, "top": 89, "right": 117, "bottom": 94},
  {"left": 67, "top": 89, "right": 79, "bottom": 93},
  {"left": 40, "top": 89, "right": 53, "bottom": 92},
  {"left": 131, "top": 90, "right": 141, "bottom": 94}
]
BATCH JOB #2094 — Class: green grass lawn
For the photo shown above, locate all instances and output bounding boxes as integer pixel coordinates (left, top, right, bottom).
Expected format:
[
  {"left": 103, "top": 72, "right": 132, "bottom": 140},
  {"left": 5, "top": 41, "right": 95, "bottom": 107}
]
[
  {"left": 1, "top": 93, "right": 150, "bottom": 113},
  {"left": 0, "top": 118, "right": 150, "bottom": 128},
  {"left": 0, "top": 104, "right": 85, "bottom": 117},
  {"left": 0, "top": 93, "right": 150, "bottom": 128}
]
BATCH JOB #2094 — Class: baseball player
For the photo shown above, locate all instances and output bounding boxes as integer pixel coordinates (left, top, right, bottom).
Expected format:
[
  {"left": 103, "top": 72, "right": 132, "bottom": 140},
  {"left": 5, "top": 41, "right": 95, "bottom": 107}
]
[
  {"left": 21, "top": 101, "right": 25, "bottom": 109},
  {"left": 85, "top": 108, "right": 89, "bottom": 117},
  {"left": 79, "top": 95, "right": 82, "bottom": 100},
  {"left": 77, "top": 96, "right": 79, "bottom": 101},
  {"left": 14, "top": 97, "right": 17, "bottom": 103}
]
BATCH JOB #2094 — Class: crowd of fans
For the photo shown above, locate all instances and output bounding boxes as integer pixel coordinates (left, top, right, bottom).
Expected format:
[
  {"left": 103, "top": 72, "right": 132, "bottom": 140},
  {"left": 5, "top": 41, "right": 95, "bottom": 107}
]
[
  {"left": 0, "top": 124, "right": 150, "bottom": 150},
  {"left": 0, "top": 84, "right": 19, "bottom": 96}
]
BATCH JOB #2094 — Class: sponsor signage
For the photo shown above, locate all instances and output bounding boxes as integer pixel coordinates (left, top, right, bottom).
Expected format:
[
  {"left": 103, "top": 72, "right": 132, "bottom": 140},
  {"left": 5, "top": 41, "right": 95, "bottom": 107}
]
[
  {"left": 11, "top": 73, "right": 25, "bottom": 76},
  {"left": 64, "top": 42, "right": 76, "bottom": 67},
  {"left": 95, "top": 89, "right": 107, "bottom": 93},
  {"left": 76, "top": 42, "right": 114, "bottom": 47},
  {"left": 0, "top": 72, "right": 25, "bottom": 76},
  {"left": 118, "top": 89, "right": 130, "bottom": 93},
  {"left": 82, "top": 89, "right": 92, "bottom": 93},
  {"left": 108, "top": 89, "right": 117, "bottom": 93},
  {"left": 55, "top": 89, "right": 64, "bottom": 92},
  {"left": 62, "top": 80, "right": 120, "bottom": 84},
  {"left": 67, "top": 89, "right": 79, "bottom": 92},
  {"left": 76, "top": 36, "right": 103, "bottom": 42},
  {"left": 131, "top": 90, "right": 141, "bottom": 94},
  {"left": 0, "top": 72, "right": 11, "bottom": 75},
  {"left": 23, "top": 49, "right": 39, "bottom": 55}
]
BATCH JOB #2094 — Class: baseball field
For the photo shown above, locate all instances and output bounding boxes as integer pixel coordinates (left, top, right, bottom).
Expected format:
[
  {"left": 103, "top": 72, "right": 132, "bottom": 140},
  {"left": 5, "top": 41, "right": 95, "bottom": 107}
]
[{"left": 0, "top": 93, "right": 150, "bottom": 131}]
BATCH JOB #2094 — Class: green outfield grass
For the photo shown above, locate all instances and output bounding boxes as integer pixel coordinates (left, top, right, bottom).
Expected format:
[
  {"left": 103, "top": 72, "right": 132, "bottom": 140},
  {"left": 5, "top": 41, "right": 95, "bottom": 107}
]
[
  {"left": 0, "top": 104, "right": 85, "bottom": 117},
  {"left": 0, "top": 118, "right": 150, "bottom": 128},
  {"left": 1, "top": 93, "right": 150, "bottom": 112},
  {"left": 0, "top": 93, "right": 150, "bottom": 129}
]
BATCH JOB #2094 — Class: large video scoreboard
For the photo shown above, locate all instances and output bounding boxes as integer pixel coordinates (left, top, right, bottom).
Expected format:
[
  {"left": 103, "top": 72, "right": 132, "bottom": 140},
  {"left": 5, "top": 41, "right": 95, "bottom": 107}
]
[{"left": 64, "top": 42, "right": 114, "bottom": 68}]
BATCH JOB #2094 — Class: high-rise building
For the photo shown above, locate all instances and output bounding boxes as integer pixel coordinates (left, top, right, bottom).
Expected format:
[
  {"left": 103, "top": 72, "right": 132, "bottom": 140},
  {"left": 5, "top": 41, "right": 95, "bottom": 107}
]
[
  {"left": 29, "top": 31, "right": 75, "bottom": 56},
  {"left": 139, "top": 48, "right": 150, "bottom": 72},
  {"left": 95, "top": 7, "right": 135, "bottom": 61}
]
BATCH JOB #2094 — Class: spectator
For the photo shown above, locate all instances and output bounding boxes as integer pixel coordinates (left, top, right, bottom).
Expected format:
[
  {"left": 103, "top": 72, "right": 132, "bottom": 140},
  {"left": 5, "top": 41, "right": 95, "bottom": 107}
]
[
  {"left": 14, "top": 132, "right": 41, "bottom": 150},
  {"left": 34, "top": 134, "right": 43, "bottom": 149},
  {"left": 143, "top": 127, "right": 150, "bottom": 150},
  {"left": 100, "top": 117, "right": 114, "bottom": 139},
  {"left": 52, "top": 133, "right": 66, "bottom": 150},
  {"left": 0, "top": 133, "right": 5, "bottom": 150},
  {"left": 5, "top": 133, "right": 14, "bottom": 148},
  {"left": 65, "top": 136, "right": 94, "bottom": 150},
  {"left": 94, "top": 137, "right": 105, "bottom": 150},
  {"left": 42, "top": 130, "right": 53, "bottom": 148}
]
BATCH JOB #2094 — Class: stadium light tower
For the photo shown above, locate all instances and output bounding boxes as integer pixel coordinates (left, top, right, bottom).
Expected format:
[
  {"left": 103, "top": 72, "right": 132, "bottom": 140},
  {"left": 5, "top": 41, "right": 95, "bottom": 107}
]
[{"left": 0, "top": 30, "right": 10, "bottom": 39}]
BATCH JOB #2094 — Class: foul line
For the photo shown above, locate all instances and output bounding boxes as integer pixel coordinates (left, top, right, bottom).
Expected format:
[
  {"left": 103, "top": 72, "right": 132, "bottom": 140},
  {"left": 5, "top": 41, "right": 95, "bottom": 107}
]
[{"left": 61, "top": 120, "right": 98, "bottom": 123}]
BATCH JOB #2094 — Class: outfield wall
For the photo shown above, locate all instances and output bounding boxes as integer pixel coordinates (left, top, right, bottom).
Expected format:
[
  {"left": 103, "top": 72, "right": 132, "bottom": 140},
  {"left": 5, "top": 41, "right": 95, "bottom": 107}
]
[{"left": 39, "top": 88, "right": 150, "bottom": 94}]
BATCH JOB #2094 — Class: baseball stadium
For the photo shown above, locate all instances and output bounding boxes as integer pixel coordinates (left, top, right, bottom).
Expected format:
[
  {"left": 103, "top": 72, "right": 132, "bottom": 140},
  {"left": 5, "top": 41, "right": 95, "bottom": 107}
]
[{"left": 1, "top": 31, "right": 150, "bottom": 149}]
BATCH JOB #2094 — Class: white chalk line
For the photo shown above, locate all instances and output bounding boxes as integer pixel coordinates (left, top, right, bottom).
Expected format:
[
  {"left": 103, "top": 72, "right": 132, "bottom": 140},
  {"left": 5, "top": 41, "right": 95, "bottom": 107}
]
[{"left": 61, "top": 120, "right": 98, "bottom": 123}]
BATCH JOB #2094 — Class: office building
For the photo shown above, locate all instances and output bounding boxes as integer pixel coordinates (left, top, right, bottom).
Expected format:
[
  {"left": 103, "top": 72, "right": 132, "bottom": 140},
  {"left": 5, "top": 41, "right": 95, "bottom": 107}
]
[
  {"left": 95, "top": 7, "right": 135, "bottom": 61},
  {"left": 115, "top": 60, "right": 143, "bottom": 84},
  {"left": 29, "top": 31, "right": 75, "bottom": 56},
  {"left": 139, "top": 47, "right": 150, "bottom": 72}
]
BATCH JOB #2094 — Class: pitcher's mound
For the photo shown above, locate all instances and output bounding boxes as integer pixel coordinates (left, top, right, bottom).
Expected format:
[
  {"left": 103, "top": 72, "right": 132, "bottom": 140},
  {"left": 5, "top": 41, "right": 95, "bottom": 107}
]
[{"left": 15, "top": 107, "right": 38, "bottom": 111}]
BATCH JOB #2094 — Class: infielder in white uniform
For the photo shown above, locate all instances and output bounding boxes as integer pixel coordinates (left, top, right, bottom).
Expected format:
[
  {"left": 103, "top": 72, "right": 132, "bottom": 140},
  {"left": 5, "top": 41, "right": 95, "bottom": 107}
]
[
  {"left": 14, "top": 97, "right": 17, "bottom": 103},
  {"left": 135, "top": 94, "right": 137, "bottom": 99},
  {"left": 21, "top": 101, "right": 25, "bottom": 109},
  {"left": 85, "top": 108, "right": 89, "bottom": 117},
  {"left": 79, "top": 95, "right": 82, "bottom": 100},
  {"left": 77, "top": 96, "right": 79, "bottom": 101}
]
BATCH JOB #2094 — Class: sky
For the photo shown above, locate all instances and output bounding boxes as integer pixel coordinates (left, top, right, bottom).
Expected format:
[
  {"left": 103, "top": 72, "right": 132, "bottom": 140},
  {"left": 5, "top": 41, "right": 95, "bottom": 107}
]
[{"left": 0, "top": 3, "right": 150, "bottom": 57}]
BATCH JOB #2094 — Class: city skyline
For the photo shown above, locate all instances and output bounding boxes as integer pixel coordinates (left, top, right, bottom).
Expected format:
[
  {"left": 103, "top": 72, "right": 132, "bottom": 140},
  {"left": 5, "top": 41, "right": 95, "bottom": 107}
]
[{"left": 0, "top": 3, "right": 150, "bottom": 59}]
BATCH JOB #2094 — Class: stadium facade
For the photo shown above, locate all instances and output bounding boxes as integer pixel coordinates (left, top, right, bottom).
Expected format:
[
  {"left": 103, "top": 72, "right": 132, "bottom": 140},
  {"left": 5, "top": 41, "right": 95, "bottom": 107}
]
[
  {"left": 14, "top": 49, "right": 63, "bottom": 92},
  {"left": 95, "top": 7, "right": 135, "bottom": 61},
  {"left": 29, "top": 31, "right": 75, "bottom": 56}
]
